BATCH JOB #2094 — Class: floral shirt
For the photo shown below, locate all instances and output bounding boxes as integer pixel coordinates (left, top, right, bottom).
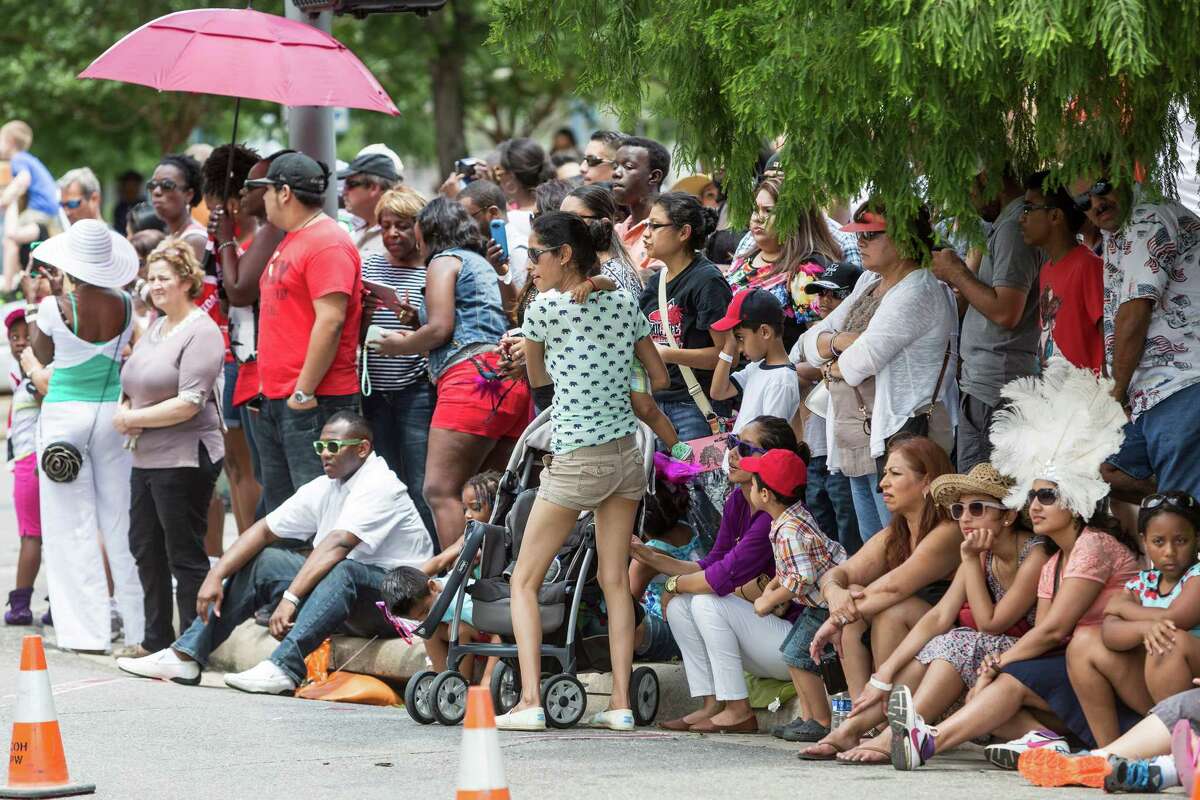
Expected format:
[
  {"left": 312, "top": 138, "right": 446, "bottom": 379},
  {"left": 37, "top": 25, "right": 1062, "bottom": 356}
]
[
  {"left": 1101, "top": 200, "right": 1200, "bottom": 418},
  {"left": 1124, "top": 563, "right": 1200, "bottom": 634},
  {"left": 722, "top": 255, "right": 826, "bottom": 328}
]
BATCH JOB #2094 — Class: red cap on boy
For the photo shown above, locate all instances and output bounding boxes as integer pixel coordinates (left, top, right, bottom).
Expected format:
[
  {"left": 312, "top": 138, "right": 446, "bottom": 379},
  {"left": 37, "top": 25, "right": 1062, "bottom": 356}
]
[{"left": 739, "top": 449, "right": 808, "bottom": 496}]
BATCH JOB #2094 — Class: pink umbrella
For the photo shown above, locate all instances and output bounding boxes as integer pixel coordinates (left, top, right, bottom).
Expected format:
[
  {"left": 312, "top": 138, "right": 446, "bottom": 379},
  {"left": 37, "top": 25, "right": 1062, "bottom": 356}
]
[{"left": 79, "top": 7, "right": 399, "bottom": 196}]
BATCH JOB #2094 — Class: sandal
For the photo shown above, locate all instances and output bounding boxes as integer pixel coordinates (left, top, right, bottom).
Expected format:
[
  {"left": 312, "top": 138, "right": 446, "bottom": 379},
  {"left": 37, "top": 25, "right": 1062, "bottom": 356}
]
[
  {"left": 797, "top": 741, "right": 847, "bottom": 761},
  {"left": 835, "top": 744, "right": 891, "bottom": 765}
]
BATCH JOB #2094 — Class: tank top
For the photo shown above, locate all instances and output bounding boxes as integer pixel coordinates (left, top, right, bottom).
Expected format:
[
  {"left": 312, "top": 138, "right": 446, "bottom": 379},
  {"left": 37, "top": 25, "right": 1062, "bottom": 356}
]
[{"left": 39, "top": 293, "right": 133, "bottom": 404}]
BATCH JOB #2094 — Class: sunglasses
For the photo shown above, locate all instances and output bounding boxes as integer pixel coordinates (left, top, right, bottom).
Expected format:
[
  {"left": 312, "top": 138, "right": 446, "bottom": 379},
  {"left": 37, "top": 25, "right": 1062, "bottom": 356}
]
[
  {"left": 146, "top": 178, "right": 182, "bottom": 193},
  {"left": 60, "top": 198, "right": 84, "bottom": 210},
  {"left": 1072, "top": 179, "right": 1113, "bottom": 212},
  {"left": 1026, "top": 487, "right": 1061, "bottom": 506},
  {"left": 311, "top": 438, "right": 365, "bottom": 455},
  {"left": 526, "top": 245, "right": 562, "bottom": 262},
  {"left": 580, "top": 155, "right": 614, "bottom": 168},
  {"left": 374, "top": 601, "right": 415, "bottom": 644},
  {"left": 344, "top": 179, "right": 369, "bottom": 190},
  {"left": 949, "top": 500, "right": 1008, "bottom": 520},
  {"left": 1142, "top": 493, "right": 1199, "bottom": 512},
  {"left": 1020, "top": 202, "right": 1055, "bottom": 216},
  {"left": 855, "top": 230, "right": 886, "bottom": 243},
  {"left": 723, "top": 433, "right": 767, "bottom": 458}
]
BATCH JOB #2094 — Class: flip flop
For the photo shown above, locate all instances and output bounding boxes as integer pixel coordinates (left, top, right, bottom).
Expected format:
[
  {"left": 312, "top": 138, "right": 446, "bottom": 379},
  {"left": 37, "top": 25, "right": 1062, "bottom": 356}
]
[
  {"left": 797, "top": 742, "right": 847, "bottom": 761},
  {"left": 835, "top": 745, "right": 891, "bottom": 765}
]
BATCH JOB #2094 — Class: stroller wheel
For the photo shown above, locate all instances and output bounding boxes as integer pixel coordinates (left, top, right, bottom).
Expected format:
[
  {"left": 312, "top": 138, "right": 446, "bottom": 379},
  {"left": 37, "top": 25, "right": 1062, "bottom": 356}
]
[
  {"left": 403, "top": 670, "right": 437, "bottom": 725},
  {"left": 542, "top": 674, "right": 587, "bottom": 729},
  {"left": 430, "top": 670, "right": 470, "bottom": 726},
  {"left": 490, "top": 660, "right": 521, "bottom": 715},
  {"left": 630, "top": 666, "right": 660, "bottom": 726}
]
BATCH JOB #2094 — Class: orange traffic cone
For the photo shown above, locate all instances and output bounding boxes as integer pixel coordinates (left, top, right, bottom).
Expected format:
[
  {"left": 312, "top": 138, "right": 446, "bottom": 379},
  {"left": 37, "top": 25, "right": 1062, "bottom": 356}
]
[
  {"left": 455, "top": 687, "right": 510, "bottom": 800},
  {"left": 0, "top": 635, "right": 95, "bottom": 798}
]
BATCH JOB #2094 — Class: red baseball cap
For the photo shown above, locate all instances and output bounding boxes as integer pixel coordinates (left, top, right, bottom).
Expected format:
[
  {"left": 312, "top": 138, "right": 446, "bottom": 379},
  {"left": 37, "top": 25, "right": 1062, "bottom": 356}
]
[
  {"left": 4, "top": 307, "right": 26, "bottom": 330},
  {"left": 711, "top": 288, "right": 783, "bottom": 332},
  {"left": 840, "top": 210, "right": 888, "bottom": 233},
  {"left": 739, "top": 449, "right": 808, "bottom": 497}
]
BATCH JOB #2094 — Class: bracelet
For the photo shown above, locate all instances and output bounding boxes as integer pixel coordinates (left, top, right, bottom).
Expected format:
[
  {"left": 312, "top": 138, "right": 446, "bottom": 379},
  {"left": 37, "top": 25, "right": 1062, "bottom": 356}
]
[
  {"left": 585, "top": 277, "right": 597, "bottom": 292},
  {"left": 868, "top": 675, "right": 893, "bottom": 692},
  {"left": 282, "top": 590, "right": 302, "bottom": 607},
  {"left": 718, "top": 351, "right": 735, "bottom": 364},
  {"left": 829, "top": 332, "right": 843, "bottom": 358},
  {"left": 217, "top": 240, "right": 238, "bottom": 254}
]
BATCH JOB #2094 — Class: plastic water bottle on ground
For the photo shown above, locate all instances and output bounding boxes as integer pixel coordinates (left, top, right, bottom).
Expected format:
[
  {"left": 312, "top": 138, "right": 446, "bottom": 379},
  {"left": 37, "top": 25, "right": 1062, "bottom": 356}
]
[{"left": 830, "top": 692, "right": 851, "bottom": 729}]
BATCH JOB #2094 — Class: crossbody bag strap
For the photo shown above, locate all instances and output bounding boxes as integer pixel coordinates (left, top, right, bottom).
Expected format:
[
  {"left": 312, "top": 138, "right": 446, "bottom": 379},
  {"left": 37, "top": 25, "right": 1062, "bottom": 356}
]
[
  {"left": 657, "top": 271, "right": 718, "bottom": 430},
  {"left": 924, "top": 341, "right": 953, "bottom": 414}
]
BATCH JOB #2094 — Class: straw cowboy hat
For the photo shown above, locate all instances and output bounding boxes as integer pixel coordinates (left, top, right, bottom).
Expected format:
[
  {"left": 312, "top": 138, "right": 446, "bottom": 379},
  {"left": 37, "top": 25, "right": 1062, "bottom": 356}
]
[
  {"left": 33, "top": 219, "right": 139, "bottom": 289},
  {"left": 929, "top": 463, "right": 1013, "bottom": 508}
]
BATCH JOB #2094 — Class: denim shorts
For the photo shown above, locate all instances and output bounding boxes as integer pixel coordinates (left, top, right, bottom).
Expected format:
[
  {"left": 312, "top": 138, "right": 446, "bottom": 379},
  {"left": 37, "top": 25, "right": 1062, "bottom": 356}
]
[
  {"left": 779, "top": 605, "right": 835, "bottom": 672},
  {"left": 635, "top": 611, "right": 681, "bottom": 662},
  {"left": 538, "top": 435, "right": 645, "bottom": 511},
  {"left": 222, "top": 360, "right": 241, "bottom": 428}
]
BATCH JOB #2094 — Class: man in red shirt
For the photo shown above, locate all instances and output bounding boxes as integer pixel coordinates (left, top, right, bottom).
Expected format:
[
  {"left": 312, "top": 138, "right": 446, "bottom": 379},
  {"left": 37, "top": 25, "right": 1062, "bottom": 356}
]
[
  {"left": 243, "top": 153, "right": 362, "bottom": 511},
  {"left": 1018, "top": 170, "right": 1105, "bottom": 373}
]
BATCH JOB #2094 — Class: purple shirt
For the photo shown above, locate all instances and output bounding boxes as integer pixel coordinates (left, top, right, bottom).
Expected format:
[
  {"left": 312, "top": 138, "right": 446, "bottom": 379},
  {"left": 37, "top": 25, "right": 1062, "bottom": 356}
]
[{"left": 698, "top": 491, "right": 775, "bottom": 596}]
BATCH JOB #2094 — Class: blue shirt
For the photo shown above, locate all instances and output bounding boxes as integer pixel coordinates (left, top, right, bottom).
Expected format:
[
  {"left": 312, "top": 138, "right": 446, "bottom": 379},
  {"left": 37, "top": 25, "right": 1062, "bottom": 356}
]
[{"left": 10, "top": 152, "right": 59, "bottom": 217}]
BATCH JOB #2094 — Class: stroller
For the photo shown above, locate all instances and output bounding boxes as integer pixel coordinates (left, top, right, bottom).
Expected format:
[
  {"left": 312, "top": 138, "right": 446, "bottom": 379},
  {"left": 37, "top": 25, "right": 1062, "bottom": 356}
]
[{"left": 403, "top": 410, "right": 662, "bottom": 728}]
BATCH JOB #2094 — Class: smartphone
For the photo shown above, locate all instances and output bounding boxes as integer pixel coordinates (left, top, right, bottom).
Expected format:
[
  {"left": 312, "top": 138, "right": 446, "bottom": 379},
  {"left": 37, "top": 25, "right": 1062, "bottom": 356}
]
[
  {"left": 455, "top": 157, "right": 483, "bottom": 184},
  {"left": 363, "top": 279, "right": 400, "bottom": 304},
  {"left": 490, "top": 219, "right": 509, "bottom": 261}
]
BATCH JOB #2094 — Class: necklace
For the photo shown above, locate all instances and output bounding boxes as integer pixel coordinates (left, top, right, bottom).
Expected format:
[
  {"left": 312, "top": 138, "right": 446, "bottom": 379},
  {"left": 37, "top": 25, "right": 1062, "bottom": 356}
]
[{"left": 153, "top": 308, "right": 202, "bottom": 342}]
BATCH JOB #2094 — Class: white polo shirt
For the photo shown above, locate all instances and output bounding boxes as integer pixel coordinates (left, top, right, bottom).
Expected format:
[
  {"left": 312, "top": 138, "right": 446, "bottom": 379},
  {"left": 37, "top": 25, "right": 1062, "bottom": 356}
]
[{"left": 265, "top": 452, "right": 433, "bottom": 570}]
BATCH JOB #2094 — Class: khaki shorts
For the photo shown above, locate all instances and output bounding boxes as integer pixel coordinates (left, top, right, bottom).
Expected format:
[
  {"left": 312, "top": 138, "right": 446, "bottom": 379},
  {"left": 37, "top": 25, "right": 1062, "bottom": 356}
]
[
  {"left": 18, "top": 208, "right": 62, "bottom": 237},
  {"left": 538, "top": 435, "right": 645, "bottom": 511}
]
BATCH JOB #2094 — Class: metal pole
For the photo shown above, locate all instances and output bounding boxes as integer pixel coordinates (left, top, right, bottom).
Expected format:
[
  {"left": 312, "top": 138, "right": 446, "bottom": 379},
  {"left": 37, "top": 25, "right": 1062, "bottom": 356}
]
[{"left": 283, "top": 2, "right": 338, "bottom": 216}]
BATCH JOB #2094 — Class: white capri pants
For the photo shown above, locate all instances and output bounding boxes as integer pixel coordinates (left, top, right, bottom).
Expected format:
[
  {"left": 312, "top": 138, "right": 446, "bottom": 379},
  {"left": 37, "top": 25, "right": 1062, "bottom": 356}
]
[{"left": 666, "top": 592, "right": 792, "bottom": 701}]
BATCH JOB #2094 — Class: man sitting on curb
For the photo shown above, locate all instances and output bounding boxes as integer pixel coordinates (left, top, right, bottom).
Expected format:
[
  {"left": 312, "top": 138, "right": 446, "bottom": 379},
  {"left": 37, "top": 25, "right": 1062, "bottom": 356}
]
[{"left": 118, "top": 411, "right": 434, "bottom": 694}]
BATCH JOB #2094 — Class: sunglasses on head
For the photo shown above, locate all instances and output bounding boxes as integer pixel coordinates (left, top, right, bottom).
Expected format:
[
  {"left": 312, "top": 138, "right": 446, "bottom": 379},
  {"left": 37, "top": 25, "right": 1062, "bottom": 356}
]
[
  {"left": 311, "top": 438, "right": 365, "bottom": 455},
  {"left": 580, "top": 155, "right": 613, "bottom": 168},
  {"left": 949, "top": 500, "right": 1008, "bottom": 520},
  {"left": 723, "top": 433, "right": 767, "bottom": 458},
  {"left": 60, "top": 198, "right": 83, "bottom": 210},
  {"left": 146, "top": 178, "right": 181, "bottom": 193},
  {"left": 1142, "top": 493, "right": 1198, "bottom": 512},
  {"left": 1027, "top": 487, "right": 1061, "bottom": 506},
  {"left": 1073, "top": 179, "right": 1113, "bottom": 212}
]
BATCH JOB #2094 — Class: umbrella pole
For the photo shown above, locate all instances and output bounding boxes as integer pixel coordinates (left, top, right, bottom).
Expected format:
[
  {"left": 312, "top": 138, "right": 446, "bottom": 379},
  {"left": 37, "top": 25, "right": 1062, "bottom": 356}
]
[{"left": 221, "top": 96, "right": 243, "bottom": 206}]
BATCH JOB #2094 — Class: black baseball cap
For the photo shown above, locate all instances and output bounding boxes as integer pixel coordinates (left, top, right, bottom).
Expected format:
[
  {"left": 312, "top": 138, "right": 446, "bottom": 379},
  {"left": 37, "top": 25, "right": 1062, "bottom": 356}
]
[
  {"left": 244, "top": 152, "right": 329, "bottom": 195},
  {"left": 336, "top": 153, "right": 399, "bottom": 183},
  {"left": 805, "top": 260, "right": 863, "bottom": 295},
  {"left": 711, "top": 288, "right": 784, "bottom": 332}
]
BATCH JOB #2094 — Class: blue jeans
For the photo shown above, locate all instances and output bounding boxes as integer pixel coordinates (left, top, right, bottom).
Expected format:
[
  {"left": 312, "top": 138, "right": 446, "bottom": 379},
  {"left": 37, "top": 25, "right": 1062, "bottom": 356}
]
[
  {"left": 657, "top": 398, "right": 733, "bottom": 448},
  {"left": 849, "top": 474, "right": 889, "bottom": 541},
  {"left": 239, "top": 403, "right": 267, "bottom": 522},
  {"left": 1107, "top": 381, "right": 1200, "bottom": 498},
  {"left": 363, "top": 382, "right": 436, "bottom": 545},
  {"left": 806, "top": 456, "right": 861, "bottom": 555},
  {"left": 255, "top": 395, "right": 359, "bottom": 514},
  {"left": 172, "top": 548, "right": 387, "bottom": 684}
]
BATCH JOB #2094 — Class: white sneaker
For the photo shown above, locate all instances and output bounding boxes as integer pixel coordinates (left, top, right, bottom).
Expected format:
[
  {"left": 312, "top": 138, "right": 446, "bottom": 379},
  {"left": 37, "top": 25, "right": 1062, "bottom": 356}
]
[
  {"left": 117, "top": 648, "right": 201, "bottom": 686},
  {"left": 985, "top": 729, "right": 1070, "bottom": 770},
  {"left": 495, "top": 706, "right": 547, "bottom": 731},
  {"left": 589, "top": 708, "right": 635, "bottom": 731},
  {"left": 223, "top": 660, "right": 297, "bottom": 695},
  {"left": 888, "top": 685, "right": 937, "bottom": 770}
]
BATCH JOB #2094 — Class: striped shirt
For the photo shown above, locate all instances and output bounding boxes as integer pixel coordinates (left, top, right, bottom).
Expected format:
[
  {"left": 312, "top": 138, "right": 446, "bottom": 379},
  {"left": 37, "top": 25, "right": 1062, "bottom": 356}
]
[
  {"left": 362, "top": 254, "right": 429, "bottom": 391},
  {"left": 771, "top": 500, "right": 846, "bottom": 607}
]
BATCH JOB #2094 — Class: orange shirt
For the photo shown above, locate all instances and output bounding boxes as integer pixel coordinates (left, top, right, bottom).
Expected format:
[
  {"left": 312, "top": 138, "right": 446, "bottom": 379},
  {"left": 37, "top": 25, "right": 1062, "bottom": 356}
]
[{"left": 615, "top": 216, "right": 665, "bottom": 278}]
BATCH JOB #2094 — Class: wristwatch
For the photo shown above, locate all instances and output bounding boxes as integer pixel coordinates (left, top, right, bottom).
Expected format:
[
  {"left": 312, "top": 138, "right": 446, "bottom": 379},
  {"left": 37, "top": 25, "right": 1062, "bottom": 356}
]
[
  {"left": 292, "top": 388, "right": 315, "bottom": 404},
  {"left": 665, "top": 575, "right": 680, "bottom": 594}
]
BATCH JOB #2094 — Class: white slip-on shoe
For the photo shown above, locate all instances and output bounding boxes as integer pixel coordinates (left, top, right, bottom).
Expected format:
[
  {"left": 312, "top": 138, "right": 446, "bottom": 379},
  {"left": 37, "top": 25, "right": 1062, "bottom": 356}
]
[
  {"left": 223, "top": 660, "right": 297, "bottom": 695},
  {"left": 495, "top": 706, "right": 547, "bottom": 731},
  {"left": 589, "top": 709, "right": 635, "bottom": 731},
  {"left": 117, "top": 648, "right": 201, "bottom": 686}
]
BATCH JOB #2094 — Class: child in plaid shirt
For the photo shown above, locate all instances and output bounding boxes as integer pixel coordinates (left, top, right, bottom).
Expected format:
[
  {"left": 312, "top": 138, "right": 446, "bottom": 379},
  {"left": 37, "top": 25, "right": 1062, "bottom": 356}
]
[{"left": 740, "top": 448, "right": 847, "bottom": 743}]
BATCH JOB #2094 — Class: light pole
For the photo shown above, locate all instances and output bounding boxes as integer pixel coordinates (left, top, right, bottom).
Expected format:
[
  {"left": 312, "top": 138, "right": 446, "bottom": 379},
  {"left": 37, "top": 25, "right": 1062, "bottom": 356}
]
[{"left": 283, "top": 3, "right": 339, "bottom": 215}]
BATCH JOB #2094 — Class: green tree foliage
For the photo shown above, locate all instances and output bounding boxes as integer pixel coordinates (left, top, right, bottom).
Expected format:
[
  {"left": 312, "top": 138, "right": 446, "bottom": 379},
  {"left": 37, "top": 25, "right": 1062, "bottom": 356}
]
[{"left": 490, "top": 0, "right": 1200, "bottom": 233}]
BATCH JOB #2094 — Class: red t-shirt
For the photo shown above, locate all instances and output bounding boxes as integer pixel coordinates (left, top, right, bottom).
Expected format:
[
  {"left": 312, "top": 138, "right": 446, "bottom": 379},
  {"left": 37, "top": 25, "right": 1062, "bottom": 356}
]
[
  {"left": 257, "top": 217, "right": 362, "bottom": 399},
  {"left": 1039, "top": 244, "right": 1104, "bottom": 372}
]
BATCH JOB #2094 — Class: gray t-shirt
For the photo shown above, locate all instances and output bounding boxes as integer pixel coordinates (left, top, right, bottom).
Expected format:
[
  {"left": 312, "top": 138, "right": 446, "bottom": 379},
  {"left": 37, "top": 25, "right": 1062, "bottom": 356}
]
[
  {"left": 121, "top": 311, "right": 226, "bottom": 469},
  {"left": 959, "top": 197, "right": 1042, "bottom": 406}
]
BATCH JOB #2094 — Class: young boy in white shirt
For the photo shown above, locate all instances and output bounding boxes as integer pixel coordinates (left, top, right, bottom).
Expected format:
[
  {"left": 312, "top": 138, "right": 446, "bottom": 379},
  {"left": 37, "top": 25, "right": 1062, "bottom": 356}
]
[{"left": 709, "top": 288, "right": 800, "bottom": 433}]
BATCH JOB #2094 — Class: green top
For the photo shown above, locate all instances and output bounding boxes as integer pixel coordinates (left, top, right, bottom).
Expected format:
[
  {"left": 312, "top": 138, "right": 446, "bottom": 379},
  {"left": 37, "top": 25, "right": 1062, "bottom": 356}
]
[{"left": 44, "top": 354, "right": 124, "bottom": 403}]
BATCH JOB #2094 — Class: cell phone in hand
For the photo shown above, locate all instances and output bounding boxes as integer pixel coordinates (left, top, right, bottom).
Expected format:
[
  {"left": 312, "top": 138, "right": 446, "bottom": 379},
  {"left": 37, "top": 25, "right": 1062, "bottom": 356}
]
[
  {"left": 490, "top": 219, "right": 509, "bottom": 261},
  {"left": 363, "top": 279, "right": 400, "bottom": 304}
]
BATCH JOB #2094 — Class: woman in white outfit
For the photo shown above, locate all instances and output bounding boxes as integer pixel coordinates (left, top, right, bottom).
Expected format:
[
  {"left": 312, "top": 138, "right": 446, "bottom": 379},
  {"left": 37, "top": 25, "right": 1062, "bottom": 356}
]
[{"left": 27, "top": 219, "right": 144, "bottom": 652}]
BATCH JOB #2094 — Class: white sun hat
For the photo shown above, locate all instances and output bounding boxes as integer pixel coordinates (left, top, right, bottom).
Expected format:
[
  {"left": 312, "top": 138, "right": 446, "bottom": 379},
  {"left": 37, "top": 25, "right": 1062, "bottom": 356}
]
[{"left": 33, "top": 219, "right": 139, "bottom": 289}]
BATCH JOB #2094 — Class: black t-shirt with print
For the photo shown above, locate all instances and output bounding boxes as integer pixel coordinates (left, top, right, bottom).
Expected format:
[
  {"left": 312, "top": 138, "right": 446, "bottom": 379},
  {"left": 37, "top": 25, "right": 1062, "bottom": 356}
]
[{"left": 639, "top": 254, "right": 733, "bottom": 403}]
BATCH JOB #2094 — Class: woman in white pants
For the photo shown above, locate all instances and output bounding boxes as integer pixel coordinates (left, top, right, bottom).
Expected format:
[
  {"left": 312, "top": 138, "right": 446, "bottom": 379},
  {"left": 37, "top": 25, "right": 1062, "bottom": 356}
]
[
  {"left": 28, "top": 220, "right": 144, "bottom": 652},
  {"left": 631, "top": 416, "right": 798, "bottom": 732}
]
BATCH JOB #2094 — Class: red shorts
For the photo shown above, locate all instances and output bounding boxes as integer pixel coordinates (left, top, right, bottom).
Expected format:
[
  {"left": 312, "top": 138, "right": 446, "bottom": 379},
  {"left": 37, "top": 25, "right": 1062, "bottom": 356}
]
[{"left": 431, "top": 352, "right": 531, "bottom": 440}]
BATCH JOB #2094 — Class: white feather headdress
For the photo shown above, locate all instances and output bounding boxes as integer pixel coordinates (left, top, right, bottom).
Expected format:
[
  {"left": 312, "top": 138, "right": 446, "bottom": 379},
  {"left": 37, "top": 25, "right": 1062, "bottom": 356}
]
[{"left": 989, "top": 358, "right": 1126, "bottom": 518}]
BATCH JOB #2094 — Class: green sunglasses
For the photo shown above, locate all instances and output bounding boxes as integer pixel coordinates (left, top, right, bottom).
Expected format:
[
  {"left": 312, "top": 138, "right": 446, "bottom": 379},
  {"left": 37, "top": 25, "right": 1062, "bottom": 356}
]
[{"left": 312, "top": 438, "right": 365, "bottom": 455}]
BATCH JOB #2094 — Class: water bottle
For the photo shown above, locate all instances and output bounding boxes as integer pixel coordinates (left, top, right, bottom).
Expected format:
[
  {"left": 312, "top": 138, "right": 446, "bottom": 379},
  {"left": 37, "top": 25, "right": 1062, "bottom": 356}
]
[{"left": 830, "top": 692, "right": 851, "bottom": 729}]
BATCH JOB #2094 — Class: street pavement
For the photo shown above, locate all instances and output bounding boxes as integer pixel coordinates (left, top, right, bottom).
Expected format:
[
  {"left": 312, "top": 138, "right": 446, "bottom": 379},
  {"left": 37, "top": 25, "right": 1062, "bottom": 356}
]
[{"left": 0, "top": 455, "right": 1125, "bottom": 798}]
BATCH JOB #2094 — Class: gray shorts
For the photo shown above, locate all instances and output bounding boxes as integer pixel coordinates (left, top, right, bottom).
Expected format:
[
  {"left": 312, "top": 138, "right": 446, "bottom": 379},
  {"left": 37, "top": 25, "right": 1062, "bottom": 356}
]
[
  {"left": 1151, "top": 687, "right": 1200, "bottom": 734},
  {"left": 538, "top": 435, "right": 645, "bottom": 511}
]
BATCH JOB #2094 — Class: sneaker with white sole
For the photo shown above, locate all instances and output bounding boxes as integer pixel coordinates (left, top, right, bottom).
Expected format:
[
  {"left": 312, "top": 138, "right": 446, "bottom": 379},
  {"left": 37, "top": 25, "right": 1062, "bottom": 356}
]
[
  {"left": 117, "top": 648, "right": 201, "bottom": 686},
  {"left": 223, "top": 660, "right": 297, "bottom": 695},
  {"left": 984, "top": 729, "right": 1069, "bottom": 770},
  {"left": 589, "top": 709, "right": 635, "bottom": 731},
  {"left": 495, "top": 706, "right": 547, "bottom": 731},
  {"left": 888, "top": 684, "right": 936, "bottom": 770}
]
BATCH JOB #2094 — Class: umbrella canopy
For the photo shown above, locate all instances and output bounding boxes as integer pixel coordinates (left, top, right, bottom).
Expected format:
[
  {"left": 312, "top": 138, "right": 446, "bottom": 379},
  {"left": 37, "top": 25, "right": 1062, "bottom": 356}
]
[{"left": 79, "top": 8, "right": 399, "bottom": 116}]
